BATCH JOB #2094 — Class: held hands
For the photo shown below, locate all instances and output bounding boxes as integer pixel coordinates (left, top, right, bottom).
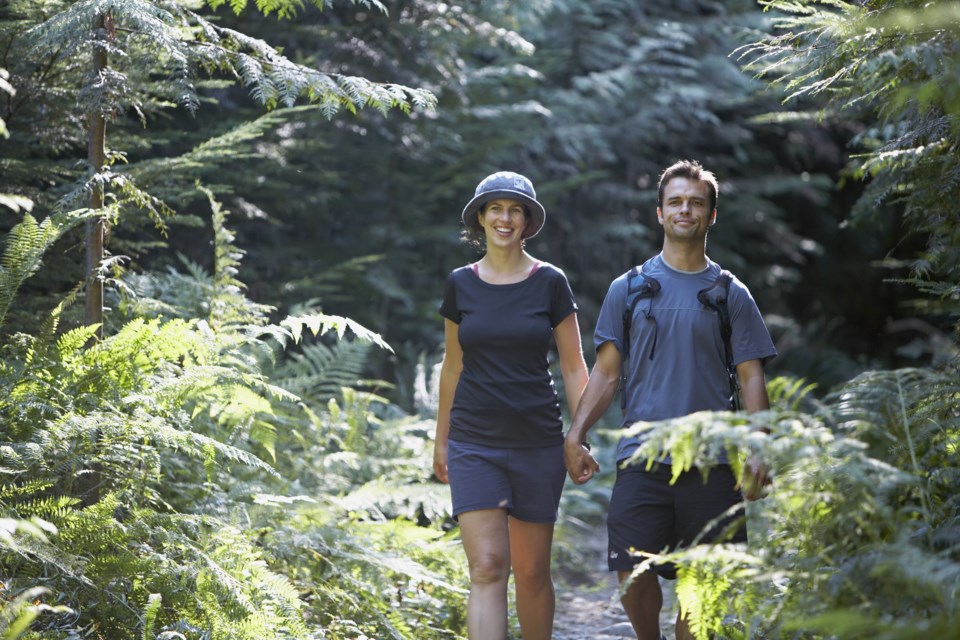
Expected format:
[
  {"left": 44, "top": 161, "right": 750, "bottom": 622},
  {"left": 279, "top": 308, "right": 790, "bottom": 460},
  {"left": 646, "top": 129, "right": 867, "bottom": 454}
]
[{"left": 564, "top": 437, "right": 600, "bottom": 484}]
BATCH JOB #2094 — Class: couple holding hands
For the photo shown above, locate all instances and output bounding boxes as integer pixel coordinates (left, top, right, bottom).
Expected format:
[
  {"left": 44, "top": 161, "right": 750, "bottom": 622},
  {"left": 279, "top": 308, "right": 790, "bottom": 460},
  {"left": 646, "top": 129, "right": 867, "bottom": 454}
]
[{"left": 433, "top": 161, "right": 776, "bottom": 640}]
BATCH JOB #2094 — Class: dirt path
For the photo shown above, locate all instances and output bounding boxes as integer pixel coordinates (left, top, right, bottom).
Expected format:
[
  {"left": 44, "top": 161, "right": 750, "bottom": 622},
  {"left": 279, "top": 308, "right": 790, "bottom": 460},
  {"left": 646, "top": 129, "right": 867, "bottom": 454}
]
[{"left": 550, "top": 519, "right": 678, "bottom": 640}]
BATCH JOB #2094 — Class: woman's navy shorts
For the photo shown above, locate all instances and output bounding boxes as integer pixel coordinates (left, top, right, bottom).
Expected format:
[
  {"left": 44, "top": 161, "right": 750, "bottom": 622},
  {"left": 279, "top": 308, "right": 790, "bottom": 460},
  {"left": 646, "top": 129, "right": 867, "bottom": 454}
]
[
  {"left": 606, "top": 463, "right": 747, "bottom": 578},
  {"left": 447, "top": 439, "right": 566, "bottom": 523}
]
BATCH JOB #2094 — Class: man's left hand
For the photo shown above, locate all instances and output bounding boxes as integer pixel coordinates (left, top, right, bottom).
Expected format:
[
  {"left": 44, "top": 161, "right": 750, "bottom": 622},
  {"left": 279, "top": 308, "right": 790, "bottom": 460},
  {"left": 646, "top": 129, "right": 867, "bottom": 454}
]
[{"left": 742, "top": 455, "right": 770, "bottom": 501}]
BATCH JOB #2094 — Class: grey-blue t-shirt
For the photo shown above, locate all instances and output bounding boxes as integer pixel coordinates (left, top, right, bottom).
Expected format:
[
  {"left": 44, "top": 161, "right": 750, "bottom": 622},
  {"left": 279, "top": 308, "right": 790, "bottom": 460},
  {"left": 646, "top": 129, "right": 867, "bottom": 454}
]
[
  {"left": 440, "top": 263, "right": 577, "bottom": 448},
  {"left": 594, "top": 254, "right": 777, "bottom": 462}
]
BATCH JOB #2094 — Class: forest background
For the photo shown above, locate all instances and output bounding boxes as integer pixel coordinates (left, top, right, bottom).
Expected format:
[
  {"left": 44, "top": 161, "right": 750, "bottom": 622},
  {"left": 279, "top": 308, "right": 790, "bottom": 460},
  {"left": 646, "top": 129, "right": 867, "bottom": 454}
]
[{"left": 1, "top": 0, "right": 958, "bottom": 639}]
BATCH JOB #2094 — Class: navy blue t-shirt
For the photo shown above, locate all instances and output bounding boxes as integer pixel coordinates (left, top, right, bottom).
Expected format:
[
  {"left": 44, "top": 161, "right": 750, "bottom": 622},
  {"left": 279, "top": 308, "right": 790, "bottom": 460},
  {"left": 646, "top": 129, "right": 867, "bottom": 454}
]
[{"left": 440, "top": 263, "right": 577, "bottom": 448}]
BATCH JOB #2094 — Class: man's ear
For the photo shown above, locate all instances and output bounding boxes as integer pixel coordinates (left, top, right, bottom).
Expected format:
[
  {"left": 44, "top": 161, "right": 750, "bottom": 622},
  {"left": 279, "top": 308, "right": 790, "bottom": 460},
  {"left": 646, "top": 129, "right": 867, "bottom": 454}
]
[
  {"left": 657, "top": 207, "right": 664, "bottom": 225},
  {"left": 709, "top": 209, "right": 717, "bottom": 226}
]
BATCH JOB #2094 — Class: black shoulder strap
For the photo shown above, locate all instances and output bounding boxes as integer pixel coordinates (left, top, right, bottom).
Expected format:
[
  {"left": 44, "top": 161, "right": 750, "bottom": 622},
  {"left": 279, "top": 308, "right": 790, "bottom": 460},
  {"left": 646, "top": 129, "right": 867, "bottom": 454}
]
[
  {"left": 621, "top": 265, "right": 660, "bottom": 361},
  {"left": 697, "top": 269, "right": 741, "bottom": 411},
  {"left": 620, "top": 265, "right": 660, "bottom": 409},
  {"left": 696, "top": 270, "right": 732, "bottom": 340}
]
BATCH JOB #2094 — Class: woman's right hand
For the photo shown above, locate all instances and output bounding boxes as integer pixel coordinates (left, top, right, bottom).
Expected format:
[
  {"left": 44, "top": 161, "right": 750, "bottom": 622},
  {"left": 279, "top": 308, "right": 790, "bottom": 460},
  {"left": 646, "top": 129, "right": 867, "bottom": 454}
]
[
  {"left": 433, "top": 440, "right": 449, "bottom": 484},
  {"left": 433, "top": 319, "right": 460, "bottom": 486}
]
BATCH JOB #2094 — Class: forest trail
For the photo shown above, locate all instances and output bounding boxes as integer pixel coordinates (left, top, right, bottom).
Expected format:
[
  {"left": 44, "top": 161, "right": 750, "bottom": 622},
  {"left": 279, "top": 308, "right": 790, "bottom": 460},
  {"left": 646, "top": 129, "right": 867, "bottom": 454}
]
[{"left": 550, "top": 519, "right": 678, "bottom": 640}]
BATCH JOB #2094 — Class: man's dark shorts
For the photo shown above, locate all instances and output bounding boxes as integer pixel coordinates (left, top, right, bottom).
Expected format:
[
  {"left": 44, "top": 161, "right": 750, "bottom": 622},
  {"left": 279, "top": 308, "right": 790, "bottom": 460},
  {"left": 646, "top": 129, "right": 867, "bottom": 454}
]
[
  {"left": 447, "top": 439, "right": 565, "bottom": 523},
  {"left": 607, "top": 463, "right": 747, "bottom": 579}
]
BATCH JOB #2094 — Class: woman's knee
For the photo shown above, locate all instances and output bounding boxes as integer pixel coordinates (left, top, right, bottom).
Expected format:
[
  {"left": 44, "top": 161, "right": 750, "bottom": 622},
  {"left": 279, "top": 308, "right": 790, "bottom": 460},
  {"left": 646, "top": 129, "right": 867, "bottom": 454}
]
[
  {"left": 511, "top": 558, "right": 552, "bottom": 591},
  {"left": 468, "top": 551, "right": 510, "bottom": 585}
]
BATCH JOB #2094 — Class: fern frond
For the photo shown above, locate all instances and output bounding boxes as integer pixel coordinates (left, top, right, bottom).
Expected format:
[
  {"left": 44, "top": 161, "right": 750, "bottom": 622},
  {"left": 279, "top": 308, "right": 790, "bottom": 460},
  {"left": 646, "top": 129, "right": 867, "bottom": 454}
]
[
  {"left": 0, "top": 516, "right": 57, "bottom": 549},
  {"left": 271, "top": 340, "right": 372, "bottom": 406},
  {"left": 8, "top": 495, "right": 81, "bottom": 522},
  {"left": 146, "top": 420, "right": 280, "bottom": 479},
  {"left": 0, "top": 211, "right": 88, "bottom": 329},
  {"left": 0, "top": 585, "right": 72, "bottom": 637},
  {"left": 129, "top": 107, "right": 309, "bottom": 184},
  {"left": 0, "top": 194, "right": 33, "bottom": 213},
  {"left": 55, "top": 324, "right": 103, "bottom": 359},
  {"left": 272, "top": 313, "right": 393, "bottom": 352},
  {"left": 0, "top": 480, "right": 56, "bottom": 502},
  {"left": 335, "top": 478, "right": 452, "bottom": 524},
  {"left": 140, "top": 593, "right": 162, "bottom": 640},
  {"left": 23, "top": 286, "right": 84, "bottom": 370},
  {"left": 675, "top": 562, "right": 732, "bottom": 640}
]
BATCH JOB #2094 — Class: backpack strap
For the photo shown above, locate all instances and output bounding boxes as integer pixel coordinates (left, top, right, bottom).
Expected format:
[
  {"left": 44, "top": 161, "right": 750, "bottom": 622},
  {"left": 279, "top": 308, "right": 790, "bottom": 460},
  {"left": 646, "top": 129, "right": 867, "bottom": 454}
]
[
  {"left": 621, "top": 265, "right": 661, "bottom": 361},
  {"left": 696, "top": 269, "right": 741, "bottom": 411},
  {"left": 621, "top": 265, "right": 660, "bottom": 409}
]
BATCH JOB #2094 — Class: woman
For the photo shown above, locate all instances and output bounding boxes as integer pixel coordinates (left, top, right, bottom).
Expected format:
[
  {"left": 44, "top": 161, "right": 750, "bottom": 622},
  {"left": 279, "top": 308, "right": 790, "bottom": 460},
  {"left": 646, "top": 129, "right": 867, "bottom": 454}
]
[{"left": 434, "top": 171, "right": 589, "bottom": 640}]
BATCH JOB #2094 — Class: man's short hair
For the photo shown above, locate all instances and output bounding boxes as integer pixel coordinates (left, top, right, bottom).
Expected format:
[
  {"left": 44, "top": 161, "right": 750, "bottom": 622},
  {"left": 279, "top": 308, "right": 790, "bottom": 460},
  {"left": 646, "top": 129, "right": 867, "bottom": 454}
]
[{"left": 657, "top": 160, "right": 719, "bottom": 211}]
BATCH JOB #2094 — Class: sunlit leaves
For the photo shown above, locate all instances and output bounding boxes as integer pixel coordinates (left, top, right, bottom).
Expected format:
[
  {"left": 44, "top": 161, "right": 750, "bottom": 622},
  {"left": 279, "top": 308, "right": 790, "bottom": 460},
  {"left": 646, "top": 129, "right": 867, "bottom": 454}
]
[{"left": 622, "top": 368, "right": 960, "bottom": 639}]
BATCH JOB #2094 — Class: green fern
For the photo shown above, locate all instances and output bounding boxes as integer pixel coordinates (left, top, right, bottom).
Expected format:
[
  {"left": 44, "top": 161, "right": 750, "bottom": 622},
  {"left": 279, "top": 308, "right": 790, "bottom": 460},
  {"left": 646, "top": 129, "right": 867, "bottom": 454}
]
[
  {"left": 261, "top": 509, "right": 466, "bottom": 640},
  {"left": 206, "top": 0, "right": 387, "bottom": 21},
  {"left": 270, "top": 340, "right": 374, "bottom": 407},
  {"left": 0, "top": 585, "right": 72, "bottom": 640},
  {"left": 739, "top": 0, "right": 960, "bottom": 311},
  {"left": 675, "top": 554, "right": 734, "bottom": 640},
  {"left": 272, "top": 312, "right": 393, "bottom": 352},
  {"left": 766, "top": 375, "right": 819, "bottom": 412},
  {"left": 140, "top": 593, "right": 161, "bottom": 640},
  {"left": 634, "top": 363, "right": 960, "bottom": 640},
  {"left": 0, "top": 149, "right": 456, "bottom": 640},
  {"left": 26, "top": 0, "right": 434, "bottom": 117},
  {"left": 0, "top": 212, "right": 88, "bottom": 330}
]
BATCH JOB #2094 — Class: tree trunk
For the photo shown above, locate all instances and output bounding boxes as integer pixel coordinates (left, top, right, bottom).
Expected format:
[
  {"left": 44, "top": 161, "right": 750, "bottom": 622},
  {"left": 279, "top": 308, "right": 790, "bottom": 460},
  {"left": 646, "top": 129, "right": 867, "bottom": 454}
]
[
  {"left": 82, "top": 13, "right": 109, "bottom": 506},
  {"left": 85, "top": 13, "right": 107, "bottom": 340}
]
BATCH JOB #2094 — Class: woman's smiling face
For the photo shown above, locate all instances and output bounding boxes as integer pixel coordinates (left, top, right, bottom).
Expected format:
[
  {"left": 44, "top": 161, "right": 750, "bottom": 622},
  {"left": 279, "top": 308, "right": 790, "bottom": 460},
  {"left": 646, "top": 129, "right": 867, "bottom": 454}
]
[{"left": 479, "top": 198, "right": 529, "bottom": 246}]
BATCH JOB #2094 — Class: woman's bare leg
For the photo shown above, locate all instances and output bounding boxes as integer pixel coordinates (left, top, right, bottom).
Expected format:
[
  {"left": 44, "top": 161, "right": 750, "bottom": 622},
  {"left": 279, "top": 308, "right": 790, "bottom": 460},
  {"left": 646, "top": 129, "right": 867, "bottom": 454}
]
[
  {"left": 459, "top": 509, "right": 511, "bottom": 640},
  {"left": 508, "top": 517, "right": 556, "bottom": 640}
]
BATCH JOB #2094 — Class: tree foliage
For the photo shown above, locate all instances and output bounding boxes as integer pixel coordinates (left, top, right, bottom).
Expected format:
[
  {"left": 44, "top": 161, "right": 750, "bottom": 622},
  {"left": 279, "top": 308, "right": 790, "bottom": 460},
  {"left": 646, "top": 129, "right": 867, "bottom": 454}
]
[
  {"left": 0, "top": 196, "right": 463, "bottom": 637},
  {"left": 739, "top": 0, "right": 960, "bottom": 325}
]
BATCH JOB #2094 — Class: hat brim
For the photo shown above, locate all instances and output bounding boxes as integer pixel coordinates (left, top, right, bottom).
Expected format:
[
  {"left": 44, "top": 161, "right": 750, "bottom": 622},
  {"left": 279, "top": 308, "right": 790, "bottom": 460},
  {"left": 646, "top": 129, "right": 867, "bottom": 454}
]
[{"left": 461, "top": 189, "right": 546, "bottom": 239}]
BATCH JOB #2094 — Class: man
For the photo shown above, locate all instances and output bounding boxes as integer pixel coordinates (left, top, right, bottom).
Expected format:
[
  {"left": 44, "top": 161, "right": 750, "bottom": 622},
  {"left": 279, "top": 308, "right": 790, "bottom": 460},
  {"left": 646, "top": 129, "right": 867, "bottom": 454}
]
[{"left": 564, "top": 159, "right": 776, "bottom": 640}]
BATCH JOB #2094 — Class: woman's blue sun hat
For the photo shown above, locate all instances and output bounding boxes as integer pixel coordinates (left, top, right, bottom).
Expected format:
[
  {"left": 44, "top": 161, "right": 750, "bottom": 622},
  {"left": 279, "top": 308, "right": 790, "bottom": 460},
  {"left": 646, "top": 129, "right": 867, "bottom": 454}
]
[{"left": 462, "top": 171, "right": 546, "bottom": 239}]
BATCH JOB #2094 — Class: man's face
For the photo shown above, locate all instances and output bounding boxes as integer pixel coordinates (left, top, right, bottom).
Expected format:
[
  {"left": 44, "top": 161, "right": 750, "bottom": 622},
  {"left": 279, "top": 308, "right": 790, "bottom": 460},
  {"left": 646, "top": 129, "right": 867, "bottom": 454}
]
[{"left": 657, "top": 177, "right": 716, "bottom": 241}]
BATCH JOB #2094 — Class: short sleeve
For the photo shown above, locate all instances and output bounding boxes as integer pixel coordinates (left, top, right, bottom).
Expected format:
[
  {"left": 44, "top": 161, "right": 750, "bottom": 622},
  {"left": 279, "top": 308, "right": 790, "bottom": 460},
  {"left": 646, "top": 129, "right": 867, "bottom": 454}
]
[
  {"left": 593, "top": 274, "right": 628, "bottom": 355},
  {"left": 439, "top": 272, "right": 460, "bottom": 323},
  {"left": 549, "top": 269, "right": 578, "bottom": 327},
  {"left": 728, "top": 278, "right": 777, "bottom": 366}
]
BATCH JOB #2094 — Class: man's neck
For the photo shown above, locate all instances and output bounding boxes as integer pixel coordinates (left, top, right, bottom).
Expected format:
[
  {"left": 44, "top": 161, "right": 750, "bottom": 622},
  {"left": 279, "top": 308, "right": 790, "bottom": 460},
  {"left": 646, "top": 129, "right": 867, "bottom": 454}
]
[{"left": 660, "top": 242, "right": 708, "bottom": 272}]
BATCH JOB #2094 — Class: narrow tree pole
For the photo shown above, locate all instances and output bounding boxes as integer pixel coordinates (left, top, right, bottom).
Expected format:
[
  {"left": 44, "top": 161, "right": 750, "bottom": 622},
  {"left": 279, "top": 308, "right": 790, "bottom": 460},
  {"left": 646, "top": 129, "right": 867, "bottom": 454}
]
[
  {"left": 85, "top": 12, "right": 108, "bottom": 340},
  {"left": 83, "top": 12, "right": 110, "bottom": 506}
]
